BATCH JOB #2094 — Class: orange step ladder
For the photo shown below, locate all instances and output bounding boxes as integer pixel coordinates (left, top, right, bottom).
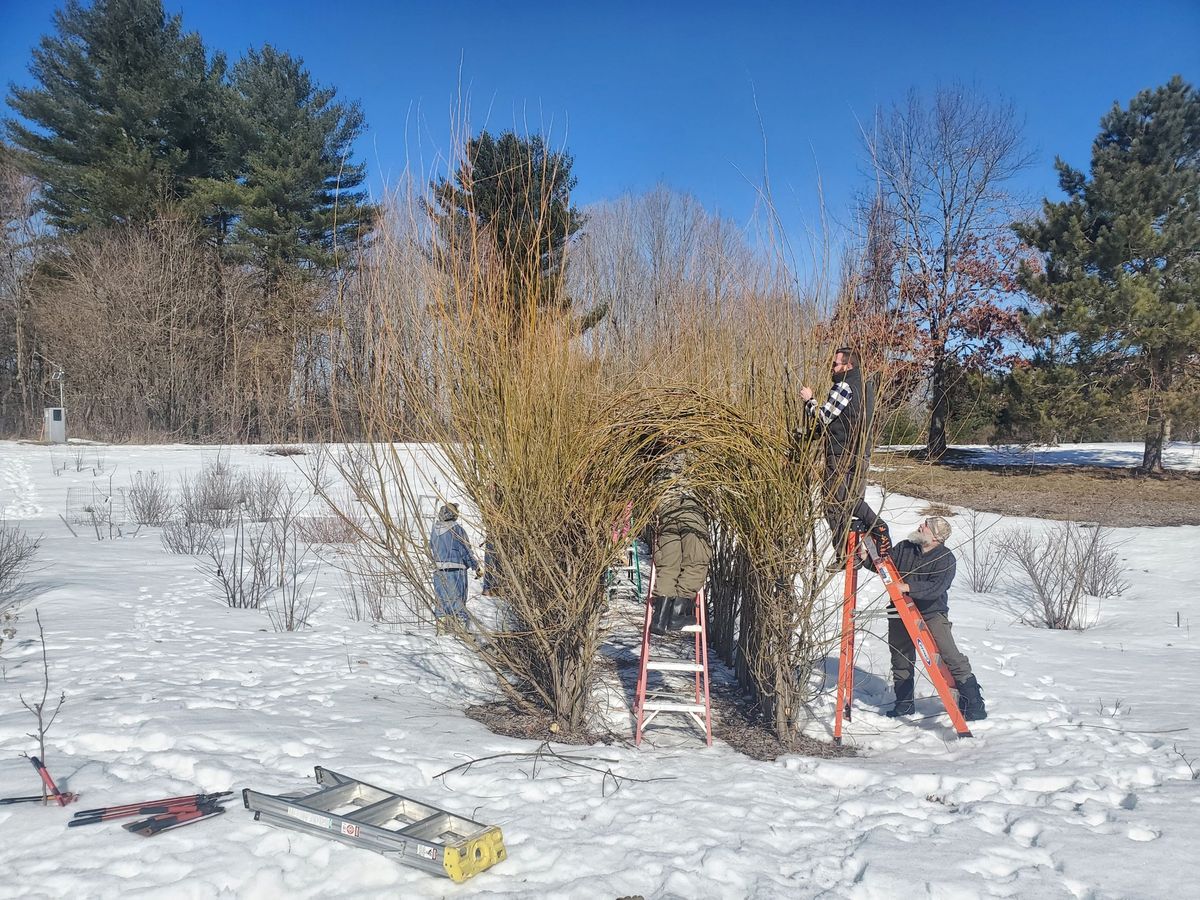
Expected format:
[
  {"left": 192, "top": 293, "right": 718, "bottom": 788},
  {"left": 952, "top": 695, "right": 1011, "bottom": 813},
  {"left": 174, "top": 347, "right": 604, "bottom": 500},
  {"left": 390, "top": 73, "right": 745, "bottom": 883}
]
[
  {"left": 633, "top": 565, "right": 713, "bottom": 746},
  {"left": 834, "top": 531, "right": 972, "bottom": 743}
]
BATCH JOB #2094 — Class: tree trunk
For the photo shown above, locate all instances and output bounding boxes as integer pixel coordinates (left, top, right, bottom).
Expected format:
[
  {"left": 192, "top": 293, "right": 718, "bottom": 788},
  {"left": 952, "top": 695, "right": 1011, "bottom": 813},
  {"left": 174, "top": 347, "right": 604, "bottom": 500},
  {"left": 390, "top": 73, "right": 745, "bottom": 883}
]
[
  {"left": 926, "top": 349, "right": 949, "bottom": 460},
  {"left": 1140, "top": 352, "right": 1168, "bottom": 474},
  {"left": 14, "top": 283, "right": 32, "bottom": 435},
  {"left": 1140, "top": 410, "right": 1169, "bottom": 474}
]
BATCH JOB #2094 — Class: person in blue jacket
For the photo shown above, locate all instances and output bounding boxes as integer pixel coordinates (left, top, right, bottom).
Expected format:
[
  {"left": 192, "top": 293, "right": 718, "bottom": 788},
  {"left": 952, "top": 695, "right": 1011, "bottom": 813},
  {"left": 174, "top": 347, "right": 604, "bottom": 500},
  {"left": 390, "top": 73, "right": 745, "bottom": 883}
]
[{"left": 430, "top": 503, "right": 480, "bottom": 626}]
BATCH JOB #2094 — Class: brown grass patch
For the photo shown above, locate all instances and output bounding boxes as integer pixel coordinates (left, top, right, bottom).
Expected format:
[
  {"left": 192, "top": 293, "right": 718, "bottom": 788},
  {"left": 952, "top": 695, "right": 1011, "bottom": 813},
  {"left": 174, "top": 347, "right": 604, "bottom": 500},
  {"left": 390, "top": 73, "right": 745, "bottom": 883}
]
[{"left": 877, "top": 452, "right": 1200, "bottom": 526}]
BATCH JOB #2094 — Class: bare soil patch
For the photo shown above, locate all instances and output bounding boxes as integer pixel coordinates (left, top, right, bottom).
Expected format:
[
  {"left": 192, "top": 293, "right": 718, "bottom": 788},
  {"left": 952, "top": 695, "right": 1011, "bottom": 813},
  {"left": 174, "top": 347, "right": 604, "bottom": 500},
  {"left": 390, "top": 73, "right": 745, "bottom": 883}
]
[
  {"left": 710, "top": 687, "right": 856, "bottom": 761},
  {"left": 464, "top": 702, "right": 613, "bottom": 745},
  {"left": 876, "top": 450, "right": 1200, "bottom": 526}
]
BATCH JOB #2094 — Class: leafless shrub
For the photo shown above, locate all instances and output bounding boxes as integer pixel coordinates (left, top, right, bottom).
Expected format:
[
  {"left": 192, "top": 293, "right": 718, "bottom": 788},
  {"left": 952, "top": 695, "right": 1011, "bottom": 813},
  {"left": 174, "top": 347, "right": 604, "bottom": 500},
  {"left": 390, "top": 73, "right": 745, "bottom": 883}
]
[
  {"left": 295, "top": 514, "right": 362, "bottom": 545},
  {"left": 71, "top": 447, "right": 87, "bottom": 472},
  {"left": 0, "top": 521, "right": 41, "bottom": 654},
  {"left": 196, "top": 456, "right": 244, "bottom": 526},
  {"left": 126, "top": 470, "right": 173, "bottom": 525},
  {"left": 176, "top": 459, "right": 243, "bottom": 528},
  {"left": 202, "top": 512, "right": 275, "bottom": 610},
  {"left": 962, "top": 509, "right": 1007, "bottom": 593},
  {"left": 339, "top": 551, "right": 423, "bottom": 625},
  {"left": 0, "top": 520, "right": 41, "bottom": 596},
  {"left": 242, "top": 469, "right": 285, "bottom": 522},
  {"left": 160, "top": 518, "right": 218, "bottom": 555},
  {"left": 1003, "top": 521, "right": 1117, "bottom": 630},
  {"left": 1082, "top": 525, "right": 1130, "bottom": 598},
  {"left": 265, "top": 525, "right": 321, "bottom": 632}
]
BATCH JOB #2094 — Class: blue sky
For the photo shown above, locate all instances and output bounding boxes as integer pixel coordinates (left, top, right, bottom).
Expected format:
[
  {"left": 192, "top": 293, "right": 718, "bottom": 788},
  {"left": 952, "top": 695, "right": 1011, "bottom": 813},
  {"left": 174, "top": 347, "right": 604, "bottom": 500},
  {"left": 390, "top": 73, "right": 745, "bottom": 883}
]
[{"left": 2, "top": 0, "right": 1198, "bottom": 246}]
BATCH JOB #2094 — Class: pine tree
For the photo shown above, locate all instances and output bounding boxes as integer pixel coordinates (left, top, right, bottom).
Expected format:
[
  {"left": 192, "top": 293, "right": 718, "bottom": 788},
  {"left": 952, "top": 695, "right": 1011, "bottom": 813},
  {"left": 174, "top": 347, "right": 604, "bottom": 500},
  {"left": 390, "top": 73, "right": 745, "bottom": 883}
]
[
  {"left": 430, "top": 130, "right": 584, "bottom": 325},
  {"left": 5, "top": 0, "right": 228, "bottom": 232},
  {"left": 221, "top": 45, "right": 375, "bottom": 281},
  {"left": 1016, "top": 77, "right": 1200, "bottom": 472}
]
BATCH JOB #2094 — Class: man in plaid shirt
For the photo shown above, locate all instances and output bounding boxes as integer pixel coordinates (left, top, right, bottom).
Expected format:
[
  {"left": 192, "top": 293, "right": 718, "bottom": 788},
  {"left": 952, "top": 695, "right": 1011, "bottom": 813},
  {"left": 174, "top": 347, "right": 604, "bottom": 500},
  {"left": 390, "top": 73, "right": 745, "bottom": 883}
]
[{"left": 799, "top": 348, "right": 888, "bottom": 568}]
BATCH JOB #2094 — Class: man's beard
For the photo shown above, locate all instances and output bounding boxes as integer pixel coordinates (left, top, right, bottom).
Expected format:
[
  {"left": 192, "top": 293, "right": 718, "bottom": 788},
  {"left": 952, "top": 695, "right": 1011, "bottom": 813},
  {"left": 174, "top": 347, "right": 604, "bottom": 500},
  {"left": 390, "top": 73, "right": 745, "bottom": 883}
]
[{"left": 908, "top": 530, "right": 933, "bottom": 548}]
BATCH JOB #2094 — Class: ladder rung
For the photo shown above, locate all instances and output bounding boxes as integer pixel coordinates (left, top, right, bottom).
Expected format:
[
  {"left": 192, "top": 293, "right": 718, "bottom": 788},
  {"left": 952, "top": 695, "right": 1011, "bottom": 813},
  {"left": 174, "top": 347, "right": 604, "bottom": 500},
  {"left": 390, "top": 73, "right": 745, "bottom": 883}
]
[
  {"left": 644, "top": 660, "right": 704, "bottom": 672},
  {"left": 643, "top": 700, "right": 707, "bottom": 713}
]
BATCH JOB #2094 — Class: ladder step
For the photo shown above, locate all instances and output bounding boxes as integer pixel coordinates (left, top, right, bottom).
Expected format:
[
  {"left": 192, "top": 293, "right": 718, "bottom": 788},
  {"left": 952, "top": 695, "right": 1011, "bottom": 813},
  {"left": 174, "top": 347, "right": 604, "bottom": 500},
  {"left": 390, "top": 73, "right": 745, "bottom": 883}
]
[
  {"left": 642, "top": 700, "right": 707, "bottom": 713},
  {"left": 644, "top": 660, "right": 704, "bottom": 673}
]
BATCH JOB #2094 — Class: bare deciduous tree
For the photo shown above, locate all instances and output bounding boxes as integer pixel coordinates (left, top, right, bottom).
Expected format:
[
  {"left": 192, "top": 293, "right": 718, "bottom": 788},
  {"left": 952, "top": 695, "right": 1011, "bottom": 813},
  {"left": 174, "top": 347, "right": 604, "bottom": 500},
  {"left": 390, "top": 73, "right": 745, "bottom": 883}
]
[{"left": 864, "top": 85, "right": 1033, "bottom": 457}]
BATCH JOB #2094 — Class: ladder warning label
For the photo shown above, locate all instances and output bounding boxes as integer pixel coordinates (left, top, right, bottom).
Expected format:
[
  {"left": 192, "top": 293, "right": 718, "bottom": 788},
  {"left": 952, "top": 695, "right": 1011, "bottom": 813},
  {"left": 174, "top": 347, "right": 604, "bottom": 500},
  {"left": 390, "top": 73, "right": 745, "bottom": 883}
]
[
  {"left": 341, "top": 822, "right": 360, "bottom": 837},
  {"left": 286, "top": 806, "right": 333, "bottom": 830}
]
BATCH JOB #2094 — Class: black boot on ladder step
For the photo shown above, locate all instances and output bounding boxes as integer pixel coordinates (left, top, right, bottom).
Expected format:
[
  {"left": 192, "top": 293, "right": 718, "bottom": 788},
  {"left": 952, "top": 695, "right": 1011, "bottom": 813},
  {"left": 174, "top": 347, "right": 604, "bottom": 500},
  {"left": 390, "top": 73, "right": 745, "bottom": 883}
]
[{"left": 650, "top": 595, "right": 672, "bottom": 635}]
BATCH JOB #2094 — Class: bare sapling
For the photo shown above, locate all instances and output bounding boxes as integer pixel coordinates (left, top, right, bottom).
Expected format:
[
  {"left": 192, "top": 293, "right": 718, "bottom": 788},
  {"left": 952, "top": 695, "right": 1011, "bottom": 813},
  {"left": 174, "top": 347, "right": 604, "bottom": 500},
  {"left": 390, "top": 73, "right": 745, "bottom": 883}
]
[
  {"left": 264, "top": 482, "right": 321, "bottom": 631},
  {"left": 20, "top": 611, "right": 66, "bottom": 800}
]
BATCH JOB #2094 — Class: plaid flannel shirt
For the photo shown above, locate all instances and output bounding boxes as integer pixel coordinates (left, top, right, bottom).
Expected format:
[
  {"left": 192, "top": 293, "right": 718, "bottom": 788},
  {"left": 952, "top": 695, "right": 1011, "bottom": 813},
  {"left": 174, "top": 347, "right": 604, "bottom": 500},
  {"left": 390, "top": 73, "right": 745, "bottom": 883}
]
[{"left": 806, "top": 380, "right": 854, "bottom": 425}]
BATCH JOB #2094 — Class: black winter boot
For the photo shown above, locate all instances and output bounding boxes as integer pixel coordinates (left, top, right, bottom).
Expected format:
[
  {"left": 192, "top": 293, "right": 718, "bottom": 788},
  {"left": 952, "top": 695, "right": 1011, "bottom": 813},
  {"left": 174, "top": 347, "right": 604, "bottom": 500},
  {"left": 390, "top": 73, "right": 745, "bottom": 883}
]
[
  {"left": 650, "top": 596, "right": 672, "bottom": 635},
  {"left": 670, "top": 595, "right": 696, "bottom": 630},
  {"left": 957, "top": 675, "right": 987, "bottom": 721},
  {"left": 886, "top": 678, "right": 915, "bottom": 717}
]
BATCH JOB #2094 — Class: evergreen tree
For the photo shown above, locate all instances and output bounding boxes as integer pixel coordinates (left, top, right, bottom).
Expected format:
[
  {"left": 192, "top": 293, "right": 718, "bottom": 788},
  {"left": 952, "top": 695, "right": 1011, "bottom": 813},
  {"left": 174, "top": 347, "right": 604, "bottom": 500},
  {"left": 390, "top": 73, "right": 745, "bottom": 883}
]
[
  {"left": 1016, "top": 77, "right": 1200, "bottom": 472},
  {"left": 430, "top": 130, "right": 584, "bottom": 324},
  {"left": 5, "top": 0, "right": 228, "bottom": 231},
  {"left": 220, "top": 45, "right": 375, "bottom": 280}
]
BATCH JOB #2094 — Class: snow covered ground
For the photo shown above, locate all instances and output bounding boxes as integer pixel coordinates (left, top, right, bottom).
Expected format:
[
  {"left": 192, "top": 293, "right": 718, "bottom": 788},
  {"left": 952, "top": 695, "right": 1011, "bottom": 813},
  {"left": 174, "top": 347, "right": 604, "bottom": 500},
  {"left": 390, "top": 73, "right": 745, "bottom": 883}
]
[
  {"left": 1, "top": 441, "right": 1198, "bottom": 899},
  {"left": 951, "top": 441, "right": 1200, "bottom": 471}
]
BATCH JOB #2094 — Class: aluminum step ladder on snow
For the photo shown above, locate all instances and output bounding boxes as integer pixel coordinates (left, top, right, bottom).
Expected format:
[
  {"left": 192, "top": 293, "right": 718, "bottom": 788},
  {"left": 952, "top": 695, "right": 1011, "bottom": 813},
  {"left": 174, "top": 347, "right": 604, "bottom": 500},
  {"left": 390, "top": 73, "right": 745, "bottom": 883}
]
[
  {"left": 633, "top": 565, "right": 713, "bottom": 746},
  {"left": 833, "top": 531, "right": 972, "bottom": 743},
  {"left": 242, "top": 767, "right": 506, "bottom": 884}
]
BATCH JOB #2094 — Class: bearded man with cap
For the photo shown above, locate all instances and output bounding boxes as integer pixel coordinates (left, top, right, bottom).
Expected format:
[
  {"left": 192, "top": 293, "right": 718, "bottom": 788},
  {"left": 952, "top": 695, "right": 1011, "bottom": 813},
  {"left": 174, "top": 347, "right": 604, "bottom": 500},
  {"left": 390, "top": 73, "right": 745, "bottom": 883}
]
[{"left": 860, "top": 515, "right": 987, "bottom": 721}]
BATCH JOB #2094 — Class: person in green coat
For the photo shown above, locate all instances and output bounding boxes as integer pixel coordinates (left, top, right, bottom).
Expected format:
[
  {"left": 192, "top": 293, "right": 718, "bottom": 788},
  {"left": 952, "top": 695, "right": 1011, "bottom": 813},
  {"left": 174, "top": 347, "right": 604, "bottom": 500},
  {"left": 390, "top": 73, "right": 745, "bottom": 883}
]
[{"left": 650, "top": 488, "right": 713, "bottom": 634}]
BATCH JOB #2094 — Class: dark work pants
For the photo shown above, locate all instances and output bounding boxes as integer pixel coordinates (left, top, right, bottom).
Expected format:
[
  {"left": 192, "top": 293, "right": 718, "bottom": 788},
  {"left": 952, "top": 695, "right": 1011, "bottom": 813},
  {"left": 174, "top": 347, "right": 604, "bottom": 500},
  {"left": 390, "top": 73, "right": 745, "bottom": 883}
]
[
  {"left": 653, "top": 529, "right": 712, "bottom": 598},
  {"left": 822, "top": 454, "right": 880, "bottom": 555},
  {"left": 888, "top": 610, "right": 974, "bottom": 685}
]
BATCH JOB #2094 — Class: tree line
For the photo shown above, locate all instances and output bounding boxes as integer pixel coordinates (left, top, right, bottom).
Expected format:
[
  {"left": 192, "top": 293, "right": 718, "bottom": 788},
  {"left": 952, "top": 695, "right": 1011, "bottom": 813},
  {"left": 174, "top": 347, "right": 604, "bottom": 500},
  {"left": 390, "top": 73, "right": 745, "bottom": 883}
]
[{"left": 1, "top": 0, "right": 1196, "bottom": 471}]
